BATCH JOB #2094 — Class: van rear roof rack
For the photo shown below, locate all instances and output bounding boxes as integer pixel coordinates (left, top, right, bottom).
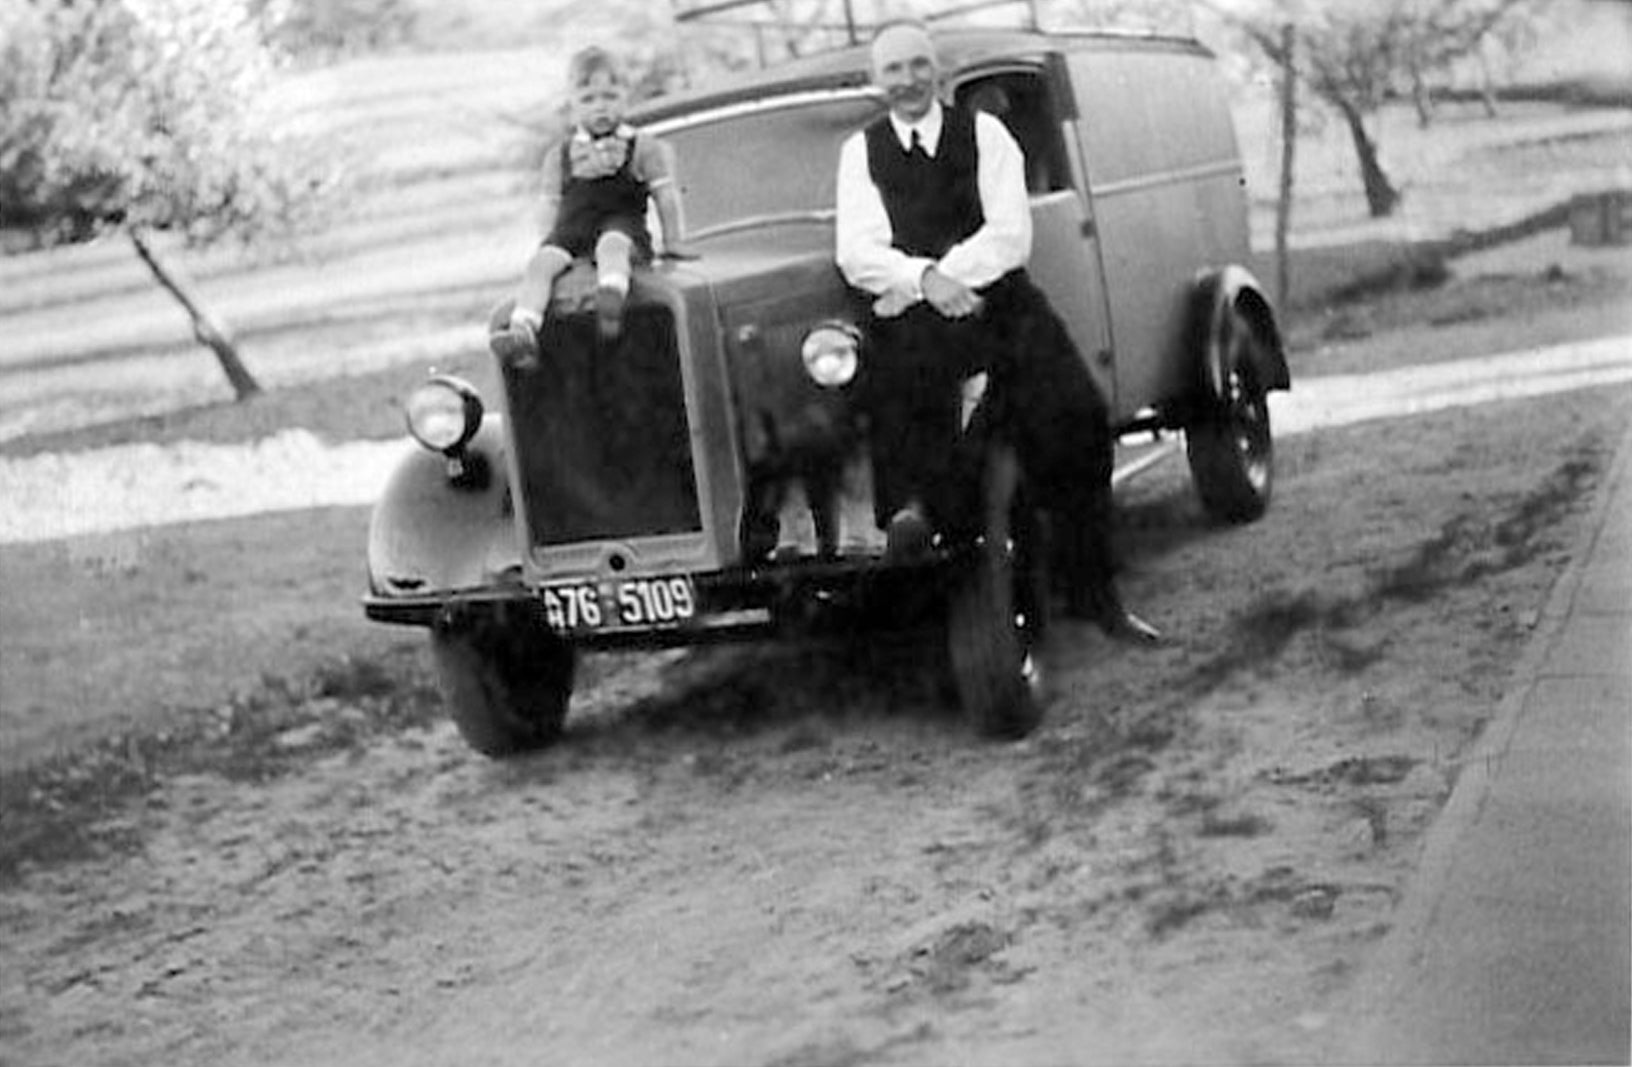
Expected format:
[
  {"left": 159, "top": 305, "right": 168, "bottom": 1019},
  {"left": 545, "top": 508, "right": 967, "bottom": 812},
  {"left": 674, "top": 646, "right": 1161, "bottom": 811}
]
[
  {"left": 669, "top": 0, "right": 1193, "bottom": 68},
  {"left": 672, "top": 0, "right": 1041, "bottom": 39},
  {"left": 671, "top": 0, "right": 1042, "bottom": 55}
]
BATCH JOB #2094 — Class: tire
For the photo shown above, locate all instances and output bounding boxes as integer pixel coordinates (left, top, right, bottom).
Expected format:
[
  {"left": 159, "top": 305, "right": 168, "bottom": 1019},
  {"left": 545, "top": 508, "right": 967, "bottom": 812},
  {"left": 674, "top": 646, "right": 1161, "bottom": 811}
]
[
  {"left": 1187, "top": 305, "right": 1274, "bottom": 523},
  {"left": 430, "top": 617, "right": 575, "bottom": 757},
  {"left": 946, "top": 443, "right": 1049, "bottom": 740}
]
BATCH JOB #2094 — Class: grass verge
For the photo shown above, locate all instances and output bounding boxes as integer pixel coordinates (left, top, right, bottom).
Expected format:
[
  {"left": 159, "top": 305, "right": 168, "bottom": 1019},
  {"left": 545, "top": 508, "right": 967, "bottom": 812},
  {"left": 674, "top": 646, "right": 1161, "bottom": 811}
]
[{"left": 0, "top": 644, "right": 441, "bottom": 884}]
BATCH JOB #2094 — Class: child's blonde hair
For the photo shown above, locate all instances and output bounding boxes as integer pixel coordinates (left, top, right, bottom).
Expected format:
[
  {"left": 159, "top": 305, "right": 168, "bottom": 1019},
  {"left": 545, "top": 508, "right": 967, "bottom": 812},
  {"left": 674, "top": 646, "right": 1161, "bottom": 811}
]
[{"left": 567, "top": 46, "right": 625, "bottom": 90}]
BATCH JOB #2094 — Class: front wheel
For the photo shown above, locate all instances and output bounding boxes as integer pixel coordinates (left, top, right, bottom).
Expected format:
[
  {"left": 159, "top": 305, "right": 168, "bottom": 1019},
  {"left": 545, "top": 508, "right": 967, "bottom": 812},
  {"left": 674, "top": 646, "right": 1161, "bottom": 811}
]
[
  {"left": 946, "top": 443, "right": 1049, "bottom": 740},
  {"left": 430, "top": 614, "right": 575, "bottom": 757},
  {"left": 1187, "top": 306, "right": 1274, "bottom": 523}
]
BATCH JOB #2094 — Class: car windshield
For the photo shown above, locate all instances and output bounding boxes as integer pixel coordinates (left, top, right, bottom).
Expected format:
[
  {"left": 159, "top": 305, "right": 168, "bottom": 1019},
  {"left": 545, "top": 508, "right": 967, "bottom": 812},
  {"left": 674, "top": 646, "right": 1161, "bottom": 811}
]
[{"left": 649, "top": 89, "right": 886, "bottom": 239}]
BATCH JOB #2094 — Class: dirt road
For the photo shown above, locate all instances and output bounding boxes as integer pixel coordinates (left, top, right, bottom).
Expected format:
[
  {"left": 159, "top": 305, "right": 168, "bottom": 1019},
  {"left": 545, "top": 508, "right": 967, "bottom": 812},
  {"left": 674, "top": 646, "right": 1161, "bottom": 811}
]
[{"left": 4, "top": 373, "right": 1628, "bottom": 1065}]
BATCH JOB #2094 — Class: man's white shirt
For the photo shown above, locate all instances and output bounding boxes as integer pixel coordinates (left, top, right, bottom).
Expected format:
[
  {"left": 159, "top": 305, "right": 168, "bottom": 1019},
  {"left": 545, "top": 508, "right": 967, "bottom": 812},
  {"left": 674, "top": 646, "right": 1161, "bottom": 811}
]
[{"left": 834, "top": 100, "right": 1032, "bottom": 303}]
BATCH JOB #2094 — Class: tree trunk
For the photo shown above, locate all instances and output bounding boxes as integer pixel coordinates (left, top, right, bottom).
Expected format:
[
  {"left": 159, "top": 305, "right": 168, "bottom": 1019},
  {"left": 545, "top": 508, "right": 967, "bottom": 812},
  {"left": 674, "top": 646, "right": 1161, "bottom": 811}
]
[
  {"left": 1409, "top": 62, "right": 1434, "bottom": 128},
  {"left": 1275, "top": 23, "right": 1298, "bottom": 313},
  {"left": 1477, "top": 46, "right": 1500, "bottom": 119},
  {"left": 129, "top": 227, "right": 261, "bottom": 400},
  {"left": 1335, "top": 100, "right": 1401, "bottom": 218}
]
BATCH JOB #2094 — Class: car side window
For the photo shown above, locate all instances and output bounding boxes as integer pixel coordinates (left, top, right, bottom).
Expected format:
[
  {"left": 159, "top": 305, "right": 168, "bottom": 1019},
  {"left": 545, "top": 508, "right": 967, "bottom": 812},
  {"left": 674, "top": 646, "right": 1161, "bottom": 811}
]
[{"left": 958, "top": 74, "right": 1068, "bottom": 195}]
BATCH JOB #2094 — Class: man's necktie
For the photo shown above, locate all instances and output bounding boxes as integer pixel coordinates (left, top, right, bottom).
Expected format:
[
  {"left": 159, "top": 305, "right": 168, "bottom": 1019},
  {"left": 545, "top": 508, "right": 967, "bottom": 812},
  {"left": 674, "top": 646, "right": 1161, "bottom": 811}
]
[{"left": 909, "top": 129, "right": 928, "bottom": 160}]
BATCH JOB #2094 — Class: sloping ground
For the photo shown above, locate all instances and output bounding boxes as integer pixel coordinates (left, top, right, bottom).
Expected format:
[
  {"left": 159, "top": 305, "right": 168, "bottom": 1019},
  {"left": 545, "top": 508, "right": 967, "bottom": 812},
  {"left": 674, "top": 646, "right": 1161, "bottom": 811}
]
[
  {"left": 0, "top": 51, "right": 553, "bottom": 364},
  {"left": 1236, "top": 103, "right": 1632, "bottom": 247},
  {"left": 0, "top": 51, "right": 550, "bottom": 440},
  {"left": 2, "top": 36, "right": 1630, "bottom": 441}
]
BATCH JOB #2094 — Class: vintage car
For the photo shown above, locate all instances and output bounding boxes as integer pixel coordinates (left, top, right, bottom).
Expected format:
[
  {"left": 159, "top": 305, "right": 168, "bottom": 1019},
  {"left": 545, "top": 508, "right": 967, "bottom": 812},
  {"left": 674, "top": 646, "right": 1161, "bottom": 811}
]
[{"left": 363, "top": 26, "right": 1291, "bottom": 756}]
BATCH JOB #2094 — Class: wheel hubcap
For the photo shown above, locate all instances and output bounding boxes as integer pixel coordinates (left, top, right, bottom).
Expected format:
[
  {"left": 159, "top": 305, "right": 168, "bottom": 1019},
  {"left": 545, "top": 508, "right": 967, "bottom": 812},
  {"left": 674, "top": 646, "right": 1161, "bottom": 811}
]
[{"left": 1226, "top": 368, "right": 1271, "bottom": 490}]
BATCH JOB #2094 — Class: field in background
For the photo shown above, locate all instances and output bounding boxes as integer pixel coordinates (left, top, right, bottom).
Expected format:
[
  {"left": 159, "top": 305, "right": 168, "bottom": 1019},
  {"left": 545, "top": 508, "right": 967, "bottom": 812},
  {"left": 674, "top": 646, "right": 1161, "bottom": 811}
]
[{"left": 0, "top": 3, "right": 1628, "bottom": 442}]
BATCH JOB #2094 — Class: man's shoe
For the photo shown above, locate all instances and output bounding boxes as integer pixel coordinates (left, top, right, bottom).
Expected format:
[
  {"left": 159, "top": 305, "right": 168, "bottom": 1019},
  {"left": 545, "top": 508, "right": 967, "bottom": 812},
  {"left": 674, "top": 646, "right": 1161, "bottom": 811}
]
[
  {"left": 490, "top": 324, "right": 539, "bottom": 370},
  {"left": 596, "top": 284, "right": 626, "bottom": 342},
  {"left": 1098, "top": 607, "right": 1162, "bottom": 644},
  {"left": 1064, "top": 584, "right": 1162, "bottom": 644},
  {"left": 883, "top": 503, "right": 934, "bottom": 561}
]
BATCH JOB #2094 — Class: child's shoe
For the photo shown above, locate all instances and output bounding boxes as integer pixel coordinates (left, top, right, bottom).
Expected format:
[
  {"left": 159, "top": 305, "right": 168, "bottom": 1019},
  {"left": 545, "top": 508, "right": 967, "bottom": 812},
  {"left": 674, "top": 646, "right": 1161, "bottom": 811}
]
[
  {"left": 490, "top": 325, "right": 539, "bottom": 370},
  {"left": 490, "top": 310, "right": 541, "bottom": 370},
  {"left": 596, "top": 283, "right": 626, "bottom": 343}
]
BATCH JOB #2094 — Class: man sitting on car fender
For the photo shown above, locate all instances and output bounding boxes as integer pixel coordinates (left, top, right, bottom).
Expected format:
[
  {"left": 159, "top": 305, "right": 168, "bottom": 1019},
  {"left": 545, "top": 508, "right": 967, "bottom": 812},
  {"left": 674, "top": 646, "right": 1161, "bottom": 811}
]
[{"left": 834, "top": 20, "right": 1158, "bottom": 642}]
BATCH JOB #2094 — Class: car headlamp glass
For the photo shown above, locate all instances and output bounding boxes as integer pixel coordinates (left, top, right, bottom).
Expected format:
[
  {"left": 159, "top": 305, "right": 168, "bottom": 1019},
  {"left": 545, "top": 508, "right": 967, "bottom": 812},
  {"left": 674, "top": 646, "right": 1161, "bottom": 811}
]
[
  {"left": 405, "top": 375, "right": 483, "bottom": 453},
  {"left": 801, "top": 323, "right": 860, "bottom": 388}
]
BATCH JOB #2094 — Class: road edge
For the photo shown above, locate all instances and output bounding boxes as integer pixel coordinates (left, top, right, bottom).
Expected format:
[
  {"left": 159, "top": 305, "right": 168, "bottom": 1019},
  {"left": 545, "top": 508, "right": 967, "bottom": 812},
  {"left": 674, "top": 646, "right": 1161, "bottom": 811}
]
[{"left": 1328, "top": 416, "right": 1632, "bottom": 1059}]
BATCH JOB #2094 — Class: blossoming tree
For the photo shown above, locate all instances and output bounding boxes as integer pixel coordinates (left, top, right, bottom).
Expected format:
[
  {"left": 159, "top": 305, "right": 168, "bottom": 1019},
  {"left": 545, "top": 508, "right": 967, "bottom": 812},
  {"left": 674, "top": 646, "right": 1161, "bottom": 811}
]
[{"left": 1, "top": 0, "right": 338, "bottom": 398}]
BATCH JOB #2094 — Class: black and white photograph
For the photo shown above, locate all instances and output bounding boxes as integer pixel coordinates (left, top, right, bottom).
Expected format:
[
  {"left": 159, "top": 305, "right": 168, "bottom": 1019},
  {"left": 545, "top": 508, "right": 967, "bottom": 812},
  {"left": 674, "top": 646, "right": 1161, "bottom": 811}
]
[{"left": 2, "top": 0, "right": 1628, "bottom": 1063}]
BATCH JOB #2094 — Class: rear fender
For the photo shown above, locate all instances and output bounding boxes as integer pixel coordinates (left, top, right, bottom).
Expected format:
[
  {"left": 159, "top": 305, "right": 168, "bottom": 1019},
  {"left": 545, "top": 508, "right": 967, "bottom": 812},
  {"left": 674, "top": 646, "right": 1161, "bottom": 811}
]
[
  {"left": 366, "top": 416, "right": 521, "bottom": 597},
  {"left": 1190, "top": 266, "right": 1290, "bottom": 400}
]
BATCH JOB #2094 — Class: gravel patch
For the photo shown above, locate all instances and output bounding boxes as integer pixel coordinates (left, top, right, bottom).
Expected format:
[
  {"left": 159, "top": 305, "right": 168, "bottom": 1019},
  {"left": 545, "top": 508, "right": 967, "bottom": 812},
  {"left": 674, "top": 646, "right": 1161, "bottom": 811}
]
[{"left": 0, "top": 430, "right": 406, "bottom": 544}]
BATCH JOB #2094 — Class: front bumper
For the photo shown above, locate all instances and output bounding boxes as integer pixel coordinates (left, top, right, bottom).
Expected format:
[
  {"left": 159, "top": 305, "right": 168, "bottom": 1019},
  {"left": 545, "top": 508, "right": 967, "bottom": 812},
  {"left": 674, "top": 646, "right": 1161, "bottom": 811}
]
[{"left": 362, "top": 555, "right": 951, "bottom": 650}]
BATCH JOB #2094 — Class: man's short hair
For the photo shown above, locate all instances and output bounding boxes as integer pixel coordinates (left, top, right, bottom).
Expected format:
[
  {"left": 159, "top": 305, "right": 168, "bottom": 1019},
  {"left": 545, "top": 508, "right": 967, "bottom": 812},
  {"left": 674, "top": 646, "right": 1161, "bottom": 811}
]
[
  {"left": 867, "top": 18, "right": 939, "bottom": 77},
  {"left": 567, "top": 45, "right": 625, "bottom": 89}
]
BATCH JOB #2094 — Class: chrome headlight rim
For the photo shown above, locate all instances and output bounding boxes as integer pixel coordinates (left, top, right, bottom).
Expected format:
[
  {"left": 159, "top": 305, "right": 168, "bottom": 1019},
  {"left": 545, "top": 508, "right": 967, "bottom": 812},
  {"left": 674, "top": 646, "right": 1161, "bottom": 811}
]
[
  {"left": 801, "top": 321, "right": 861, "bottom": 388},
  {"left": 404, "top": 374, "right": 484, "bottom": 455}
]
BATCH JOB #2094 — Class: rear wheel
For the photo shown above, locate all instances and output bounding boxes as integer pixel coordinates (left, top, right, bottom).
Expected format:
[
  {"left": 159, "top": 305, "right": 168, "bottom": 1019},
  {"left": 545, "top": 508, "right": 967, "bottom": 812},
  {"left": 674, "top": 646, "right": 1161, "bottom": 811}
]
[
  {"left": 1187, "top": 305, "right": 1273, "bottom": 523},
  {"left": 430, "top": 615, "right": 575, "bottom": 757},
  {"left": 946, "top": 443, "right": 1049, "bottom": 740}
]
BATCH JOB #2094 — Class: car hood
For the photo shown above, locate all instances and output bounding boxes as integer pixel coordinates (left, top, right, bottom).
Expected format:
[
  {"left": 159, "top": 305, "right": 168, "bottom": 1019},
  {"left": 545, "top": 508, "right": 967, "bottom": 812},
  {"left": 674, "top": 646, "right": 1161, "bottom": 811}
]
[{"left": 659, "top": 224, "right": 847, "bottom": 310}]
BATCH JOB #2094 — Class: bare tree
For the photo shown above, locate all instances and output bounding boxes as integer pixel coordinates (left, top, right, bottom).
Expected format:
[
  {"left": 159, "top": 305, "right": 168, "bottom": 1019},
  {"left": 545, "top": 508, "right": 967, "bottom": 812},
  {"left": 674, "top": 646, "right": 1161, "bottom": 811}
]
[
  {"left": 1214, "top": 0, "right": 1541, "bottom": 218},
  {"left": 1400, "top": 0, "right": 1539, "bottom": 126},
  {"left": 1, "top": 0, "right": 341, "bottom": 399}
]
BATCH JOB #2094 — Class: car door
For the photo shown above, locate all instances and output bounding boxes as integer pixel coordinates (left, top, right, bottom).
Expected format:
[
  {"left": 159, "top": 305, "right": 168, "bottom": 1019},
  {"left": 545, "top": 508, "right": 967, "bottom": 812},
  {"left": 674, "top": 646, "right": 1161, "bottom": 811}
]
[{"left": 955, "top": 64, "right": 1118, "bottom": 409}]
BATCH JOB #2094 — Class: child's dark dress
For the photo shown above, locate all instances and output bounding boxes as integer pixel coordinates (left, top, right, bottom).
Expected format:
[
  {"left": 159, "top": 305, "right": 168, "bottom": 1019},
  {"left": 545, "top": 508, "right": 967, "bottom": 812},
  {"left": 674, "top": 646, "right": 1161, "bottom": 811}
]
[{"left": 544, "top": 125, "right": 660, "bottom": 262}]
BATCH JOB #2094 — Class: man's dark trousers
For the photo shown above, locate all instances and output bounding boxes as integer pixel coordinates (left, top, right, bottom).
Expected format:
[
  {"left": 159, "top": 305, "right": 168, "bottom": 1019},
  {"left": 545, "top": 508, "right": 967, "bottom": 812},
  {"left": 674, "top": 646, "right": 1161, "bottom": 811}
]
[{"left": 860, "top": 270, "right": 1121, "bottom": 606}]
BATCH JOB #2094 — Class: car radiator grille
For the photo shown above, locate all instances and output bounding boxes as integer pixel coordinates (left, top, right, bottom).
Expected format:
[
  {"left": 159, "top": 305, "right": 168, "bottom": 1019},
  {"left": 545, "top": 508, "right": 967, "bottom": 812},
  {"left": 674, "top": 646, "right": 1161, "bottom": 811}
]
[{"left": 507, "top": 307, "right": 701, "bottom": 546}]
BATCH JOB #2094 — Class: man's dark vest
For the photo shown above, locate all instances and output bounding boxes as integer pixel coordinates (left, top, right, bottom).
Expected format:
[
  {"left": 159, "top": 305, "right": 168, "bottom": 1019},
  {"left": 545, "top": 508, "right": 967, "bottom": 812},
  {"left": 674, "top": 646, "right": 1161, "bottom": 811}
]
[{"left": 864, "top": 106, "right": 984, "bottom": 259}]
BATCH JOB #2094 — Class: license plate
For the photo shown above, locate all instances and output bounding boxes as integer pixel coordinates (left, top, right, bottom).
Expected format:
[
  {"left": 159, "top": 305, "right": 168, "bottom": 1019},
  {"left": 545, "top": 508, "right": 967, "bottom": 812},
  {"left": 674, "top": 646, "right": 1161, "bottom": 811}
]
[{"left": 540, "top": 575, "right": 697, "bottom": 633}]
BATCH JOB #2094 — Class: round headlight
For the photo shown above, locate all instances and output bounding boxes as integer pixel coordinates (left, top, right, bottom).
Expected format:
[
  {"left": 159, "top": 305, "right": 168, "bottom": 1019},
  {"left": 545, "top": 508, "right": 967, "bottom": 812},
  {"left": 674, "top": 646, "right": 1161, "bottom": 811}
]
[
  {"left": 801, "top": 323, "right": 860, "bottom": 388},
  {"left": 405, "top": 375, "right": 483, "bottom": 454}
]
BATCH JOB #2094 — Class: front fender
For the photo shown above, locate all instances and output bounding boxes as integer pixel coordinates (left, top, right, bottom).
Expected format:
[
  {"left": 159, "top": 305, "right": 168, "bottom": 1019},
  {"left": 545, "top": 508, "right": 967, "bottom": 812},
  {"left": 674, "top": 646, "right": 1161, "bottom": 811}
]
[
  {"left": 1191, "top": 265, "right": 1291, "bottom": 399},
  {"left": 366, "top": 415, "right": 521, "bottom": 598}
]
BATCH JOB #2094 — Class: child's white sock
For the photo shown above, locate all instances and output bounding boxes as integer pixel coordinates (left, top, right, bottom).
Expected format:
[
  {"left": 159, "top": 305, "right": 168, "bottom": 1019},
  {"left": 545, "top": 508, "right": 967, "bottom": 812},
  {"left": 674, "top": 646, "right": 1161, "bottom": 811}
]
[{"left": 599, "top": 270, "right": 630, "bottom": 295}]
